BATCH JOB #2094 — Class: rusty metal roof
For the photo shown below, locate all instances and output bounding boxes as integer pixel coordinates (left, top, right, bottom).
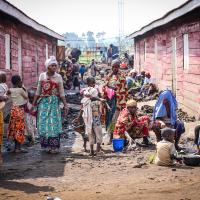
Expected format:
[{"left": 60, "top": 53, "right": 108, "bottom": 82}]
[
  {"left": 127, "top": 0, "right": 200, "bottom": 39},
  {"left": 0, "top": 0, "right": 64, "bottom": 40}
]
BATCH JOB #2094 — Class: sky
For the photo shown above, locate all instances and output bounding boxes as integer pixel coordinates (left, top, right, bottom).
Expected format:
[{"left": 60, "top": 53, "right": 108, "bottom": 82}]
[{"left": 7, "top": 0, "right": 187, "bottom": 38}]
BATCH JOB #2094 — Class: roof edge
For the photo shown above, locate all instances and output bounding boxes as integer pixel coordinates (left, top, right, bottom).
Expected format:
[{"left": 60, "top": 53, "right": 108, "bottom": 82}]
[
  {"left": 0, "top": 0, "right": 64, "bottom": 40},
  {"left": 127, "top": 0, "right": 200, "bottom": 39}
]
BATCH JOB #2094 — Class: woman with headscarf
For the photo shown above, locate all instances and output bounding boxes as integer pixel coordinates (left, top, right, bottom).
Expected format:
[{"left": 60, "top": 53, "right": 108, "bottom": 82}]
[
  {"left": 33, "top": 56, "right": 68, "bottom": 153},
  {"left": 152, "top": 90, "right": 185, "bottom": 150},
  {"left": 102, "top": 59, "right": 128, "bottom": 143},
  {"left": 114, "top": 99, "right": 150, "bottom": 145}
]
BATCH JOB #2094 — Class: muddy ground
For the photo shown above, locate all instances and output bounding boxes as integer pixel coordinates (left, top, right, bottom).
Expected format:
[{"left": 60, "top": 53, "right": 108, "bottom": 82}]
[{"left": 0, "top": 100, "right": 200, "bottom": 200}]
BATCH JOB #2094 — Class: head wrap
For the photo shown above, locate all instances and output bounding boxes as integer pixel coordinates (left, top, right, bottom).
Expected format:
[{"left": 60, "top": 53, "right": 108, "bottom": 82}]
[
  {"left": 126, "top": 99, "right": 137, "bottom": 107},
  {"left": 45, "top": 56, "right": 58, "bottom": 68},
  {"left": 153, "top": 90, "right": 177, "bottom": 125},
  {"left": 130, "top": 69, "right": 136, "bottom": 74},
  {"left": 100, "top": 70, "right": 105, "bottom": 75},
  {"left": 111, "top": 59, "right": 120, "bottom": 67}
]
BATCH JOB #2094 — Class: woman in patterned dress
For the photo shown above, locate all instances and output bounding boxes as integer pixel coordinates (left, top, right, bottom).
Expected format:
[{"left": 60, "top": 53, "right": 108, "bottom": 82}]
[
  {"left": 33, "top": 56, "right": 68, "bottom": 153},
  {"left": 114, "top": 100, "right": 150, "bottom": 145},
  {"left": 102, "top": 59, "right": 128, "bottom": 143}
]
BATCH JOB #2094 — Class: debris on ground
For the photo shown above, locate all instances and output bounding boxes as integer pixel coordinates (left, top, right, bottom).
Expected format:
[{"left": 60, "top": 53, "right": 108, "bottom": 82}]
[{"left": 177, "top": 109, "right": 196, "bottom": 122}]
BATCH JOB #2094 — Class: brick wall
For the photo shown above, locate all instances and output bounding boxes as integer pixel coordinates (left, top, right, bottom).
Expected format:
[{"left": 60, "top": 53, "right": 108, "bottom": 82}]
[
  {"left": 134, "top": 10, "right": 200, "bottom": 118},
  {"left": 0, "top": 13, "right": 57, "bottom": 88}
]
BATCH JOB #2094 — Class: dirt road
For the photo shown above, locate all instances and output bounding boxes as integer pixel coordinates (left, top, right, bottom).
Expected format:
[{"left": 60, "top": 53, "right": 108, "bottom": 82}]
[{"left": 0, "top": 101, "right": 200, "bottom": 200}]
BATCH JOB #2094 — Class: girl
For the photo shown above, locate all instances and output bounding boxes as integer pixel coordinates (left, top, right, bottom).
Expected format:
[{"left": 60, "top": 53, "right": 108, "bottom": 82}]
[
  {"left": 0, "top": 72, "right": 9, "bottom": 164},
  {"left": 7, "top": 75, "right": 28, "bottom": 153},
  {"left": 77, "top": 77, "right": 105, "bottom": 156}
]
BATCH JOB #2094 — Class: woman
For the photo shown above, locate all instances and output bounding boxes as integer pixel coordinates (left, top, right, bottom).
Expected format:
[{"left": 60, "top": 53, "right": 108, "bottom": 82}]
[
  {"left": 114, "top": 99, "right": 150, "bottom": 145},
  {"left": 33, "top": 56, "right": 68, "bottom": 153},
  {"left": 152, "top": 90, "right": 185, "bottom": 150},
  {"left": 102, "top": 59, "right": 128, "bottom": 142}
]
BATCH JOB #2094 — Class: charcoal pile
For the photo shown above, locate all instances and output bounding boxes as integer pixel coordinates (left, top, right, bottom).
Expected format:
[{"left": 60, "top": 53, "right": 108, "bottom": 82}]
[
  {"left": 177, "top": 109, "right": 196, "bottom": 122},
  {"left": 138, "top": 105, "right": 154, "bottom": 117},
  {"left": 133, "top": 92, "right": 159, "bottom": 102},
  {"left": 63, "top": 107, "right": 80, "bottom": 128},
  {"left": 65, "top": 91, "right": 82, "bottom": 105}
]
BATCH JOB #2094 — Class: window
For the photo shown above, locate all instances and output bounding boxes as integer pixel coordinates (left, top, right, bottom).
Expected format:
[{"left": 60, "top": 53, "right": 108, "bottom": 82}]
[
  {"left": 183, "top": 34, "right": 189, "bottom": 70},
  {"left": 45, "top": 44, "right": 48, "bottom": 59},
  {"left": 5, "top": 34, "right": 11, "bottom": 69}
]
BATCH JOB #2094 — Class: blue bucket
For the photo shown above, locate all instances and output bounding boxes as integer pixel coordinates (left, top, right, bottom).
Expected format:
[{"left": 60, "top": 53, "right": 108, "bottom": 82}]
[{"left": 112, "top": 138, "right": 125, "bottom": 152}]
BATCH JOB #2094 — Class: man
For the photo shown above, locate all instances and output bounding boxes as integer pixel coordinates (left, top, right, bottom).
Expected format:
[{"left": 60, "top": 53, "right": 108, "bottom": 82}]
[
  {"left": 139, "top": 72, "right": 156, "bottom": 96},
  {"left": 114, "top": 99, "right": 150, "bottom": 145},
  {"left": 72, "top": 58, "right": 80, "bottom": 90},
  {"left": 126, "top": 69, "right": 137, "bottom": 89},
  {"left": 89, "top": 59, "right": 98, "bottom": 77},
  {"left": 107, "top": 44, "right": 113, "bottom": 66}
]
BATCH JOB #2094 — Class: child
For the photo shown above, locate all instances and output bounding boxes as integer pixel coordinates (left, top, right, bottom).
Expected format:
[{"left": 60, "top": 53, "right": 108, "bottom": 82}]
[
  {"left": 155, "top": 127, "right": 177, "bottom": 166},
  {"left": 0, "top": 72, "right": 9, "bottom": 165},
  {"left": 77, "top": 77, "right": 104, "bottom": 156},
  {"left": 7, "top": 75, "right": 28, "bottom": 153},
  {"left": 24, "top": 90, "right": 37, "bottom": 145},
  {"left": 194, "top": 125, "right": 200, "bottom": 154}
]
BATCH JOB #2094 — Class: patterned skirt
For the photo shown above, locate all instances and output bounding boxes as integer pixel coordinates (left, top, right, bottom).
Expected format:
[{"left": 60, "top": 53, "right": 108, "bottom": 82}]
[
  {"left": 0, "top": 111, "right": 3, "bottom": 145},
  {"left": 7, "top": 105, "right": 25, "bottom": 144},
  {"left": 37, "top": 96, "right": 62, "bottom": 150}
]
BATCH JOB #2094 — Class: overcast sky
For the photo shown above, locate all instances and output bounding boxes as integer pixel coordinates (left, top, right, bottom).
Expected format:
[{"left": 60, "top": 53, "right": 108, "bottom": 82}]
[{"left": 7, "top": 0, "right": 187, "bottom": 38}]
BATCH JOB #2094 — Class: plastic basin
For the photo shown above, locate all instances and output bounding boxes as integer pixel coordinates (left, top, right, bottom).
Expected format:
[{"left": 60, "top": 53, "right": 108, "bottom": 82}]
[{"left": 112, "top": 138, "right": 125, "bottom": 152}]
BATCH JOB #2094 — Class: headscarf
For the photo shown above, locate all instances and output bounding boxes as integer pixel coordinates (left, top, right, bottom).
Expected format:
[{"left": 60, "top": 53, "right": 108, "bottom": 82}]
[
  {"left": 126, "top": 99, "right": 137, "bottom": 107},
  {"left": 45, "top": 56, "right": 58, "bottom": 68},
  {"left": 153, "top": 90, "right": 177, "bottom": 125},
  {"left": 111, "top": 59, "right": 120, "bottom": 67}
]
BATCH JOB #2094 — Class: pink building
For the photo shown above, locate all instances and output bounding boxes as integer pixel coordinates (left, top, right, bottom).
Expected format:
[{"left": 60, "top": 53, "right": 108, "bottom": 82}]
[
  {"left": 0, "top": 0, "right": 64, "bottom": 87},
  {"left": 128, "top": 0, "right": 200, "bottom": 119}
]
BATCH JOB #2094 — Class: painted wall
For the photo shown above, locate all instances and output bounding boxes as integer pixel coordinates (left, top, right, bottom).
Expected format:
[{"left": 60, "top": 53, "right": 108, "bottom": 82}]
[
  {"left": 0, "top": 12, "right": 57, "bottom": 87},
  {"left": 134, "top": 10, "right": 200, "bottom": 118}
]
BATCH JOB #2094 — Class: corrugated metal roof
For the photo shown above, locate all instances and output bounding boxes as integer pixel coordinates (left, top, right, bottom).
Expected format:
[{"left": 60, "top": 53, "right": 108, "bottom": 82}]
[
  {"left": 127, "top": 0, "right": 200, "bottom": 39},
  {"left": 0, "top": 0, "right": 64, "bottom": 40}
]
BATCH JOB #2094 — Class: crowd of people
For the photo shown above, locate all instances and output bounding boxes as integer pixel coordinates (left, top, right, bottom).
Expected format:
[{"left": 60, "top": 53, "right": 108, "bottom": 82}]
[{"left": 0, "top": 54, "right": 200, "bottom": 167}]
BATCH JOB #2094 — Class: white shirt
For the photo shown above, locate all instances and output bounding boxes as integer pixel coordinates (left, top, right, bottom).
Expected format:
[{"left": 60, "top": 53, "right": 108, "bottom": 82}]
[{"left": 155, "top": 140, "right": 176, "bottom": 166}]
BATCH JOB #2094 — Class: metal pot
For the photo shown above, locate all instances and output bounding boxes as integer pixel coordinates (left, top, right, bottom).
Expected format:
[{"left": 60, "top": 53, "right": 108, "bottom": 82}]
[{"left": 183, "top": 155, "right": 200, "bottom": 166}]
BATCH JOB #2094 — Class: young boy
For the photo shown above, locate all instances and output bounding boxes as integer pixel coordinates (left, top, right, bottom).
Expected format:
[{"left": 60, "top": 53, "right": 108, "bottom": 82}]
[
  {"left": 155, "top": 127, "right": 177, "bottom": 166},
  {"left": 77, "top": 77, "right": 104, "bottom": 156}
]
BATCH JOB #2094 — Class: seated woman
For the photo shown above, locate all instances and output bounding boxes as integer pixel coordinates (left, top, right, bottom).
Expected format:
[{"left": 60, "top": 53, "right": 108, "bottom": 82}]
[
  {"left": 113, "top": 99, "right": 150, "bottom": 145},
  {"left": 152, "top": 90, "right": 185, "bottom": 150}
]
